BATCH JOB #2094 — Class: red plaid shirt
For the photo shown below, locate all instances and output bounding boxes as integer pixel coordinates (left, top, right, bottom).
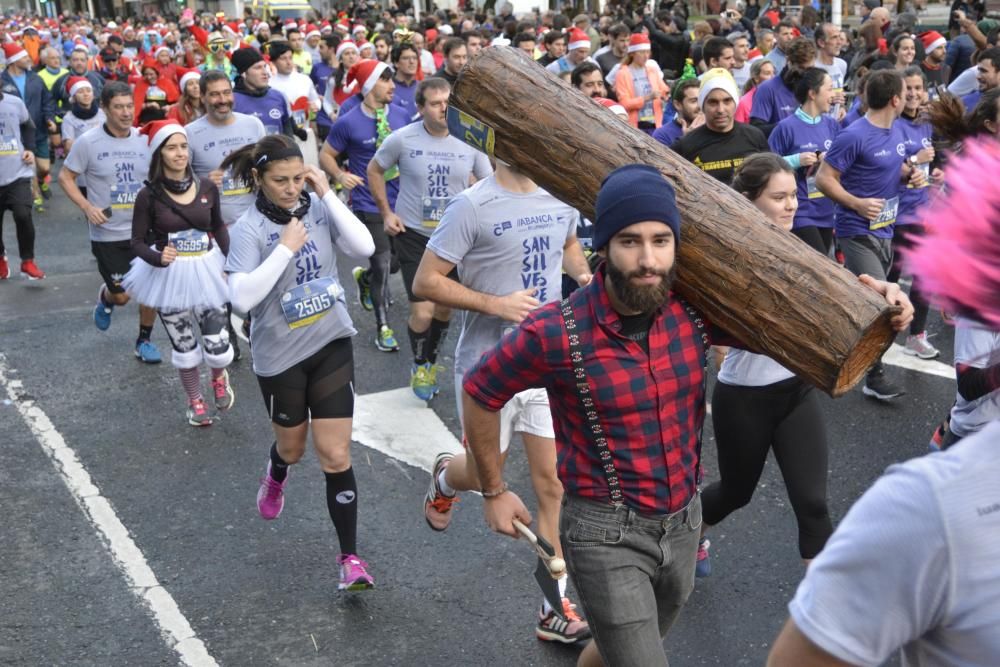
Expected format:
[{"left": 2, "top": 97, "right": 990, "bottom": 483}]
[{"left": 463, "top": 268, "right": 714, "bottom": 515}]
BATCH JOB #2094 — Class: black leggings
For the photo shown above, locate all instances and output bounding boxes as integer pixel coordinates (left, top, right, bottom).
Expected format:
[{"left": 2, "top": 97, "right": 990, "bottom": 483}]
[
  {"left": 355, "top": 210, "right": 392, "bottom": 328},
  {"left": 791, "top": 225, "right": 834, "bottom": 257},
  {"left": 886, "top": 225, "right": 930, "bottom": 335},
  {"left": 702, "top": 377, "right": 832, "bottom": 559},
  {"left": 0, "top": 178, "right": 35, "bottom": 260}
]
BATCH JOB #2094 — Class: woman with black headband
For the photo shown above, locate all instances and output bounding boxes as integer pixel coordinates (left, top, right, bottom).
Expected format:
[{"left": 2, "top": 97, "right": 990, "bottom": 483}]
[
  {"left": 221, "top": 134, "right": 377, "bottom": 591},
  {"left": 122, "top": 120, "right": 234, "bottom": 427}
]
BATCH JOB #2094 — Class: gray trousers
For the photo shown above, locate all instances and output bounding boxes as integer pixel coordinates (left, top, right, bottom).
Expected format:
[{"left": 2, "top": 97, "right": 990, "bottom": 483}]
[
  {"left": 840, "top": 235, "right": 894, "bottom": 376},
  {"left": 560, "top": 494, "right": 702, "bottom": 666},
  {"left": 840, "top": 234, "right": 893, "bottom": 281}
]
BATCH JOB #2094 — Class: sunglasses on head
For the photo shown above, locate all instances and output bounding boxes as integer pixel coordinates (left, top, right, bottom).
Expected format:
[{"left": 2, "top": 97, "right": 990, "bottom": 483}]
[{"left": 209, "top": 41, "right": 231, "bottom": 53}]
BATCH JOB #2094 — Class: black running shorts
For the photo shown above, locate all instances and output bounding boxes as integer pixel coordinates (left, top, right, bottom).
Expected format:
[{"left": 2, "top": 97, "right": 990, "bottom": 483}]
[
  {"left": 256, "top": 337, "right": 355, "bottom": 427},
  {"left": 91, "top": 240, "right": 136, "bottom": 294}
]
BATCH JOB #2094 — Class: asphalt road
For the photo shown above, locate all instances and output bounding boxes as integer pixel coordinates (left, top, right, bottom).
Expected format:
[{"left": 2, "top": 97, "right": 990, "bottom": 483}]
[{"left": 0, "top": 169, "right": 955, "bottom": 666}]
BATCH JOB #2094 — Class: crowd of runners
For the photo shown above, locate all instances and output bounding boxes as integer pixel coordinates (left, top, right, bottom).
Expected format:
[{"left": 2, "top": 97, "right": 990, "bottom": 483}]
[{"left": 0, "top": 0, "right": 998, "bottom": 664}]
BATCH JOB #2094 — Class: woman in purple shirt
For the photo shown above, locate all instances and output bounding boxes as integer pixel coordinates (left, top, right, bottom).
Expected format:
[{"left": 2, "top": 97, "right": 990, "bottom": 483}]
[{"left": 768, "top": 68, "right": 841, "bottom": 255}]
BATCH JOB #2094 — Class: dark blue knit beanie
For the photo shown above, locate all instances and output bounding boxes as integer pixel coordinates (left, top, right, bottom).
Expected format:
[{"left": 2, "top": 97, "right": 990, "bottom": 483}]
[{"left": 592, "top": 165, "right": 681, "bottom": 251}]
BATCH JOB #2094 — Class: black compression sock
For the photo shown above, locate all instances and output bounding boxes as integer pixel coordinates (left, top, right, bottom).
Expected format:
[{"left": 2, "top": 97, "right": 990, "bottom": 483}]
[
  {"left": 409, "top": 326, "right": 429, "bottom": 365},
  {"left": 325, "top": 468, "right": 358, "bottom": 555},
  {"left": 269, "top": 442, "right": 289, "bottom": 482},
  {"left": 426, "top": 317, "right": 450, "bottom": 364},
  {"left": 138, "top": 324, "right": 153, "bottom": 342}
]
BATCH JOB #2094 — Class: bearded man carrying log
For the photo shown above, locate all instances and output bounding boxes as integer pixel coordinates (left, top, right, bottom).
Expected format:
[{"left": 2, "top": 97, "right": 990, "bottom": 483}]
[
  {"left": 448, "top": 47, "right": 914, "bottom": 665},
  {"left": 460, "top": 165, "right": 914, "bottom": 666}
]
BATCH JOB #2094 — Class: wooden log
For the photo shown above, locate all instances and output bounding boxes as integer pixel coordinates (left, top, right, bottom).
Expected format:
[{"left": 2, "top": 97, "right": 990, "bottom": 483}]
[{"left": 450, "top": 47, "right": 897, "bottom": 397}]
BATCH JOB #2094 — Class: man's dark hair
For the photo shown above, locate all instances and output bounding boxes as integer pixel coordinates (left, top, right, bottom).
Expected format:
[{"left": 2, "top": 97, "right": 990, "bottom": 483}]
[
  {"left": 866, "top": 69, "right": 903, "bottom": 109},
  {"left": 199, "top": 69, "right": 231, "bottom": 95},
  {"left": 703, "top": 37, "right": 733, "bottom": 66},
  {"left": 608, "top": 22, "right": 631, "bottom": 40},
  {"left": 777, "top": 18, "right": 795, "bottom": 32},
  {"left": 107, "top": 34, "right": 123, "bottom": 46},
  {"left": 570, "top": 61, "right": 602, "bottom": 87},
  {"left": 461, "top": 29, "right": 482, "bottom": 42},
  {"left": 516, "top": 20, "right": 534, "bottom": 34},
  {"left": 391, "top": 41, "right": 419, "bottom": 63},
  {"left": 977, "top": 46, "right": 1000, "bottom": 72},
  {"left": 544, "top": 29, "right": 566, "bottom": 47},
  {"left": 415, "top": 76, "right": 450, "bottom": 106},
  {"left": 286, "top": 27, "right": 301, "bottom": 38},
  {"left": 671, "top": 77, "right": 701, "bottom": 103},
  {"left": 513, "top": 32, "right": 535, "bottom": 47},
  {"left": 442, "top": 36, "right": 466, "bottom": 57},
  {"left": 322, "top": 34, "right": 340, "bottom": 49},
  {"left": 100, "top": 80, "right": 131, "bottom": 107}
]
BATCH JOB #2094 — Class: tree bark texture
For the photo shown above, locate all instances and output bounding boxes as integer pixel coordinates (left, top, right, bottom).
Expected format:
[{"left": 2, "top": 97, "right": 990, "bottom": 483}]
[{"left": 450, "top": 47, "right": 898, "bottom": 396}]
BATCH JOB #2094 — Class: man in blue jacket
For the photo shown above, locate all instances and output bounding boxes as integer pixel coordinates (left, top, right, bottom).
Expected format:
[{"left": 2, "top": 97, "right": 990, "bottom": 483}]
[{"left": 1, "top": 43, "right": 55, "bottom": 210}]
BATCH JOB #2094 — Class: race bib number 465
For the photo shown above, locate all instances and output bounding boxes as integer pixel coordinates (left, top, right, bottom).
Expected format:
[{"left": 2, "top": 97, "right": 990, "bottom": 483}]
[
  {"left": 280, "top": 276, "right": 343, "bottom": 329},
  {"left": 422, "top": 197, "right": 450, "bottom": 229}
]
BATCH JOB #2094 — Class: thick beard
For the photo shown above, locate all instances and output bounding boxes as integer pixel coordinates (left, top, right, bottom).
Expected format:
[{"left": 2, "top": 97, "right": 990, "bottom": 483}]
[{"left": 605, "top": 254, "right": 675, "bottom": 314}]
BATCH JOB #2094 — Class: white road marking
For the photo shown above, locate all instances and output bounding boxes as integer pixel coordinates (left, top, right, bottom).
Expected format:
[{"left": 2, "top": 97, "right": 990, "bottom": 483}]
[
  {"left": 882, "top": 343, "right": 955, "bottom": 380},
  {"left": 353, "top": 387, "right": 463, "bottom": 474},
  {"left": 0, "top": 355, "right": 218, "bottom": 667}
]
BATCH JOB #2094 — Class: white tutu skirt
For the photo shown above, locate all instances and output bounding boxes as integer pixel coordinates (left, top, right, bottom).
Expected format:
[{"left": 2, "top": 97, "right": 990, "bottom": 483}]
[{"left": 122, "top": 246, "right": 230, "bottom": 311}]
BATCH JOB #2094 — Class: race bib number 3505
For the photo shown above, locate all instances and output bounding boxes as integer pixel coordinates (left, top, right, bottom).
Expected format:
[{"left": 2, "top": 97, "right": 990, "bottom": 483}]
[{"left": 280, "top": 276, "right": 343, "bottom": 329}]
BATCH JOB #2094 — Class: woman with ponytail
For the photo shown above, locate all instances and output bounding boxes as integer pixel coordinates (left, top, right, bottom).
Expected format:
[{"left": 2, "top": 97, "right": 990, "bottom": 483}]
[
  {"left": 768, "top": 67, "right": 841, "bottom": 255},
  {"left": 122, "top": 120, "right": 233, "bottom": 427},
  {"left": 221, "top": 134, "right": 377, "bottom": 591}
]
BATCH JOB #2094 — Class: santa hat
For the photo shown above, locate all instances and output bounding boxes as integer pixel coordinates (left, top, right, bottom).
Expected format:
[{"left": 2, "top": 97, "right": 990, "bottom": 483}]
[
  {"left": 594, "top": 96, "right": 627, "bottom": 118},
  {"left": 66, "top": 75, "right": 92, "bottom": 99},
  {"left": 254, "top": 22, "right": 269, "bottom": 34},
  {"left": 358, "top": 40, "right": 374, "bottom": 54},
  {"left": 178, "top": 67, "right": 201, "bottom": 90},
  {"left": 336, "top": 40, "right": 359, "bottom": 58},
  {"left": 335, "top": 21, "right": 350, "bottom": 34},
  {"left": 698, "top": 68, "right": 740, "bottom": 107},
  {"left": 320, "top": 21, "right": 333, "bottom": 34},
  {"left": 345, "top": 59, "right": 389, "bottom": 96},
  {"left": 352, "top": 24, "right": 367, "bottom": 35},
  {"left": 141, "top": 57, "right": 159, "bottom": 73},
  {"left": 306, "top": 24, "right": 320, "bottom": 39},
  {"left": 628, "top": 33, "right": 651, "bottom": 53},
  {"left": 154, "top": 45, "right": 171, "bottom": 58},
  {"left": 189, "top": 24, "right": 208, "bottom": 49},
  {"left": 567, "top": 28, "right": 590, "bottom": 52},
  {"left": 2, "top": 43, "right": 29, "bottom": 65},
  {"left": 141, "top": 120, "right": 186, "bottom": 154},
  {"left": 919, "top": 30, "right": 947, "bottom": 54}
]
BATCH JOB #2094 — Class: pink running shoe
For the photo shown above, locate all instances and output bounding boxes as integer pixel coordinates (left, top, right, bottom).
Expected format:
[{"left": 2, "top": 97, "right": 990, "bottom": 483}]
[
  {"left": 338, "top": 554, "right": 374, "bottom": 591},
  {"left": 256, "top": 462, "right": 287, "bottom": 520}
]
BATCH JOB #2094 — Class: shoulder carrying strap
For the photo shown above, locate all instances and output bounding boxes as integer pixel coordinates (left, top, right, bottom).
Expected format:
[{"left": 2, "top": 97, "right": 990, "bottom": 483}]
[{"left": 559, "top": 298, "right": 625, "bottom": 507}]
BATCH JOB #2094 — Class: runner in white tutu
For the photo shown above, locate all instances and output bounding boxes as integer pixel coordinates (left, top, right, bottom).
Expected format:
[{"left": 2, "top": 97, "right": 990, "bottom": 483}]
[{"left": 122, "top": 119, "right": 235, "bottom": 427}]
